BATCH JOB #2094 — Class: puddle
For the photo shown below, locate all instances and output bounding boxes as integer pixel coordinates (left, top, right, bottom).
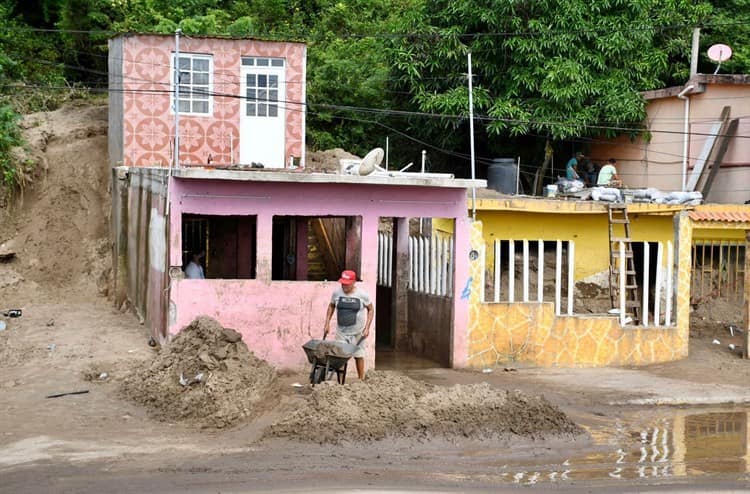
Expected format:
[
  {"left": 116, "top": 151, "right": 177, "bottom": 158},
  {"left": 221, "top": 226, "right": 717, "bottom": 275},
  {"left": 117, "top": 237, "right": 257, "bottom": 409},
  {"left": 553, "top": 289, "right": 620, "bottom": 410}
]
[{"left": 466, "top": 406, "right": 750, "bottom": 485}]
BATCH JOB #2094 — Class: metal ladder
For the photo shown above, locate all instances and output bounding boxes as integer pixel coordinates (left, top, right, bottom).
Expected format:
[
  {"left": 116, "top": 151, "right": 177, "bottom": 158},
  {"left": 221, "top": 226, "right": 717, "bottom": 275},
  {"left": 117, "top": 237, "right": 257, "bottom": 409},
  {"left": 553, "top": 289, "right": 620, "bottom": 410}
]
[{"left": 608, "top": 204, "right": 641, "bottom": 323}]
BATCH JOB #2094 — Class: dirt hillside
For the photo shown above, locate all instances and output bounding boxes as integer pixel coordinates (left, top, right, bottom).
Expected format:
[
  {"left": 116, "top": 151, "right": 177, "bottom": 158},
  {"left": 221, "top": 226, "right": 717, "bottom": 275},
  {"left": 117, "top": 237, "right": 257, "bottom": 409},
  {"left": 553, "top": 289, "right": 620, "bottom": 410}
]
[{"left": 0, "top": 99, "right": 111, "bottom": 301}]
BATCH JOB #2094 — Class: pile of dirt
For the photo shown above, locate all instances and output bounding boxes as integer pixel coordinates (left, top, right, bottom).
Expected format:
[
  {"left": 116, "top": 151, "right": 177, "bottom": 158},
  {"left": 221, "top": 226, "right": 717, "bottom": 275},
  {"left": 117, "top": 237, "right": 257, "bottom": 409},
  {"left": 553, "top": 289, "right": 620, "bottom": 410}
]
[
  {"left": 0, "top": 100, "right": 111, "bottom": 300},
  {"left": 120, "top": 316, "right": 278, "bottom": 428},
  {"left": 305, "top": 148, "right": 360, "bottom": 173},
  {"left": 691, "top": 297, "right": 743, "bottom": 337},
  {"left": 266, "top": 371, "right": 581, "bottom": 443}
]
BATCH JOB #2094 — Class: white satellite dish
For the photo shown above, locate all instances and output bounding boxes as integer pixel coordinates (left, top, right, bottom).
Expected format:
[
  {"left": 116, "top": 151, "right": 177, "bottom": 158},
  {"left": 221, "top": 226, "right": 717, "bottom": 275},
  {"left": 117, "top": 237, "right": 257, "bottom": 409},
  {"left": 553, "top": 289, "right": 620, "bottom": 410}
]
[
  {"left": 707, "top": 44, "right": 733, "bottom": 74},
  {"left": 358, "top": 147, "right": 385, "bottom": 176}
]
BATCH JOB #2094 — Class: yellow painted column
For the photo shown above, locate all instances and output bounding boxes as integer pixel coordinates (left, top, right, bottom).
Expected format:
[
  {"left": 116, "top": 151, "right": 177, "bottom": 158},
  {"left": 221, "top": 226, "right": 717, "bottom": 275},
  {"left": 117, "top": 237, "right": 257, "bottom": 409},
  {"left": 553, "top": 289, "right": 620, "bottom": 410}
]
[
  {"left": 744, "top": 230, "right": 750, "bottom": 359},
  {"left": 675, "top": 211, "right": 693, "bottom": 356}
]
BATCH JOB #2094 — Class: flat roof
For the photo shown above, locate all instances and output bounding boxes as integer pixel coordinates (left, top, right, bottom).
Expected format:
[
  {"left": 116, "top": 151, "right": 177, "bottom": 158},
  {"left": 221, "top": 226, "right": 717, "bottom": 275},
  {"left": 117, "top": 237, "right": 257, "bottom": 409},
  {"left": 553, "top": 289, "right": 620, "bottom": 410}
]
[
  {"left": 168, "top": 166, "right": 486, "bottom": 189},
  {"left": 470, "top": 191, "right": 689, "bottom": 215}
]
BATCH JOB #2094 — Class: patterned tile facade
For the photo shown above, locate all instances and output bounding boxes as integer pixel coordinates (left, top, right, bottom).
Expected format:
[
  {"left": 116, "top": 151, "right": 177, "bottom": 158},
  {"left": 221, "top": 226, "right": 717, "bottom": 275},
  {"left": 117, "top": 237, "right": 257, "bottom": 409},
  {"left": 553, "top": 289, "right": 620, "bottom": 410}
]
[{"left": 119, "top": 35, "right": 305, "bottom": 167}]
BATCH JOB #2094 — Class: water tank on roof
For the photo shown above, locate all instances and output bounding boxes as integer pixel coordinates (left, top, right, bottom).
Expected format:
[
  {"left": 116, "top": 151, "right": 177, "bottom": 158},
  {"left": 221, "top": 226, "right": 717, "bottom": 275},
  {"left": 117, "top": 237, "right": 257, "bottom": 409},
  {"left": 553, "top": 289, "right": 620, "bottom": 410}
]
[{"left": 487, "top": 158, "right": 517, "bottom": 194}]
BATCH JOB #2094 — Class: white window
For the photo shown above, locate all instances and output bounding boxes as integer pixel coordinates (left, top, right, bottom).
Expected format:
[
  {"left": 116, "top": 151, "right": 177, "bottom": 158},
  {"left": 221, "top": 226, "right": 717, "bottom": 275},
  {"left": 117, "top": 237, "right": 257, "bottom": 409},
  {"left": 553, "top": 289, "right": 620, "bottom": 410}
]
[
  {"left": 173, "top": 53, "right": 212, "bottom": 115},
  {"left": 241, "top": 57, "right": 284, "bottom": 118}
]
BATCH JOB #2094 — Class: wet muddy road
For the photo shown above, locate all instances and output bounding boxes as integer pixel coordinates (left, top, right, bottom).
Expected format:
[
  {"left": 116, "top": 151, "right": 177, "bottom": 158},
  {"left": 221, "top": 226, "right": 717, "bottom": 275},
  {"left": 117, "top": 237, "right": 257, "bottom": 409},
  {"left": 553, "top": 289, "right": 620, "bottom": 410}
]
[{"left": 3, "top": 405, "right": 750, "bottom": 493}]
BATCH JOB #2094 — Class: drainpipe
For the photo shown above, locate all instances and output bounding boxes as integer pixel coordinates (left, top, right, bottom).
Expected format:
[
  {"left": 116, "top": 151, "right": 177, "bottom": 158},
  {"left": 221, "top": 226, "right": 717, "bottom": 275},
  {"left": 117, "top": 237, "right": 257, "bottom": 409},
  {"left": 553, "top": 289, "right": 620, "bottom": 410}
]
[{"left": 677, "top": 84, "right": 695, "bottom": 192}]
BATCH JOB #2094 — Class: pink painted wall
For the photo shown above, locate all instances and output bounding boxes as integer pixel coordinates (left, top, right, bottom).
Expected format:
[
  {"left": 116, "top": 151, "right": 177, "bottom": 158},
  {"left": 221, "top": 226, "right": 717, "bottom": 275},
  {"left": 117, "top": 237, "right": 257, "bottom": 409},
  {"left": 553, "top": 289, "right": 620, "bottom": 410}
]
[
  {"left": 167, "top": 177, "right": 472, "bottom": 370},
  {"left": 589, "top": 83, "right": 750, "bottom": 203},
  {"left": 119, "top": 34, "right": 305, "bottom": 167}
]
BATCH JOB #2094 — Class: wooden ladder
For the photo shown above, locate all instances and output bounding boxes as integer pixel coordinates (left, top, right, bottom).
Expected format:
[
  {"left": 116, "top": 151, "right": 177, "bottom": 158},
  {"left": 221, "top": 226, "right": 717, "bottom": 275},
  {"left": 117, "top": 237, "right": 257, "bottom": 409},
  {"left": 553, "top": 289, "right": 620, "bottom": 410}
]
[{"left": 608, "top": 204, "right": 641, "bottom": 323}]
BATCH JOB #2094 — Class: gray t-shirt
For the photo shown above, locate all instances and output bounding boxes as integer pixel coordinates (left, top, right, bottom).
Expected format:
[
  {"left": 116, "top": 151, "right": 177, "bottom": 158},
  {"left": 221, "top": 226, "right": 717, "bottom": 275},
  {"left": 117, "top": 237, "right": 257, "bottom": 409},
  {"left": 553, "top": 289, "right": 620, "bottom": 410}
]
[{"left": 330, "top": 286, "right": 371, "bottom": 335}]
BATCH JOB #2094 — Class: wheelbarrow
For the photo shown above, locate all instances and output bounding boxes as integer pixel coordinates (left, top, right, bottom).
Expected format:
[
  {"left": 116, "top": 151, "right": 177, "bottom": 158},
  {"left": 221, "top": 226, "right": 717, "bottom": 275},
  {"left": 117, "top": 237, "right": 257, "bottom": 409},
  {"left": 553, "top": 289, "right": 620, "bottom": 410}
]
[{"left": 302, "top": 334, "right": 364, "bottom": 385}]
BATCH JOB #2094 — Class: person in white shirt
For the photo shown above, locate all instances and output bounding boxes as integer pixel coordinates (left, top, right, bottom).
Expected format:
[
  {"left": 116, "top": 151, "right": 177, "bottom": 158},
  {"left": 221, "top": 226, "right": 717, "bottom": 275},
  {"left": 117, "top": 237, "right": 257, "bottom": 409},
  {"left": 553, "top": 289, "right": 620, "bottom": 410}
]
[
  {"left": 184, "top": 251, "right": 205, "bottom": 279},
  {"left": 597, "top": 158, "right": 621, "bottom": 186}
]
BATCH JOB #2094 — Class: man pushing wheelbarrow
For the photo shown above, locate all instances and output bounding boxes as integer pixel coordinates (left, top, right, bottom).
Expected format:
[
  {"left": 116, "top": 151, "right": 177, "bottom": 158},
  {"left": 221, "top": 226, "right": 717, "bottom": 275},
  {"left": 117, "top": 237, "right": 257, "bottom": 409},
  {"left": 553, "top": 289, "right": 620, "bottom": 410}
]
[{"left": 323, "top": 269, "right": 374, "bottom": 381}]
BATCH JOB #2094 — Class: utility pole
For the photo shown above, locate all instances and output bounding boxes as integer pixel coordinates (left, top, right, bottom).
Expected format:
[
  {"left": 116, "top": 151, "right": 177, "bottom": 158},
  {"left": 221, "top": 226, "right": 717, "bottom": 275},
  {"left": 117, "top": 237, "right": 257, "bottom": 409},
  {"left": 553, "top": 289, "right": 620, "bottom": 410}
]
[
  {"left": 468, "top": 52, "right": 477, "bottom": 221},
  {"left": 173, "top": 28, "right": 182, "bottom": 170}
]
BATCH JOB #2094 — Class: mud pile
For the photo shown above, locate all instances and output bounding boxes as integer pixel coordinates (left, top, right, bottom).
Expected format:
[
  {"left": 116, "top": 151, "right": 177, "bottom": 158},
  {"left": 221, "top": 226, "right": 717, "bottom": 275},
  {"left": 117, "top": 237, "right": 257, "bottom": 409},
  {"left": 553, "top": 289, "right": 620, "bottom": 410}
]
[
  {"left": 305, "top": 148, "right": 360, "bottom": 173},
  {"left": 267, "top": 371, "right": 581, "bottom": 443},
  {"left": 691, "top": 297, "right": 743, "bottom": 337},
  {"left": 0, "top": 100, "right": 111, "bottom": 301},
  {"left": 121, "top": 316, "right": 278, "bottom": 428}
]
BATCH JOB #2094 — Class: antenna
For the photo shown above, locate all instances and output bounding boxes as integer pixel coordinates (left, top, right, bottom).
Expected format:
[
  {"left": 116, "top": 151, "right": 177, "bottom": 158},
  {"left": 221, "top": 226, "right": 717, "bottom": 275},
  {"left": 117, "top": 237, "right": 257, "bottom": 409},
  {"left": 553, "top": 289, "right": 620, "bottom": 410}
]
[
  {"left": 358, "top": 147, "right": 385, "bottom": 176},
  {"left": 707, "top": 44, "right": 732, "bottom": 75}
]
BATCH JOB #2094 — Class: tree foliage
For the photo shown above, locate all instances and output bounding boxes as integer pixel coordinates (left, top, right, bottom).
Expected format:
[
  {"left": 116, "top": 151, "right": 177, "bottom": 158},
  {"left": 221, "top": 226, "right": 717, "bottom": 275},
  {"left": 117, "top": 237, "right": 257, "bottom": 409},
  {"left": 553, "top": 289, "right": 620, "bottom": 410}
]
[
  {"left": 0, "top": 0, "right": 749, "bottom": 173},
  {"left": 389, "top": 0, "right": 712, "bottom": 147}
]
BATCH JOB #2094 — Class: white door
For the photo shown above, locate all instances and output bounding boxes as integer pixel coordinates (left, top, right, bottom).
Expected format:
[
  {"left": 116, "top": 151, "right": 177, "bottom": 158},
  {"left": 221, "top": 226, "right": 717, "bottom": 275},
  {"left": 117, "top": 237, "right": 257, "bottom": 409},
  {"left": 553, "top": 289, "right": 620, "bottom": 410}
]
[{"left": 240, "top": 57, "right": 286, "bottom": 167}]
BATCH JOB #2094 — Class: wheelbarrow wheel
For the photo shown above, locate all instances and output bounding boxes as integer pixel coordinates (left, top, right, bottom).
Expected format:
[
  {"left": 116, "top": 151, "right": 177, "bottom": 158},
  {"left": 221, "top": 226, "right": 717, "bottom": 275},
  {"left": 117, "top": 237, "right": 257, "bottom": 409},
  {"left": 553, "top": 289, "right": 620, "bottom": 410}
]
[{"left": 310, "top": 365, "right": 326, "bottom": 385}]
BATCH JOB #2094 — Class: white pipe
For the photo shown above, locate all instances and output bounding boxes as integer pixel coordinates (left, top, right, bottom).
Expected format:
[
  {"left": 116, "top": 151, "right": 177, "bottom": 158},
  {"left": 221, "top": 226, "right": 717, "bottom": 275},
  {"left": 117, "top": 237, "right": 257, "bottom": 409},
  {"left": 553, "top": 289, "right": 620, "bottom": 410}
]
[
  {"left": 385, "top": 136, "right": 389, "bottom": 171},
  {"left": 387, "top": 235, "right": 393, "bottom": 287},
  {"left": 409, "top": 237, "right": 414, "bottom": 290},
  {"left": 555, "top": 240, "right": 562, "bottom": 315},
  {"left": 173, "top": 28, "right": 181, "bottom": 169},
  {"left": 480, "top": 244, "right": 486, "bottom": 302},
  {"left": 523, "top": 240, "right": 529, "bottom": 302},
  {"left": 642, "top": 242, "right": 650, "bottom": 326},
  {"left": 508, "top": 240, "right": 515, "bottom": 302},
  {"left": 494, "top": 240, "right": 501, "bottom": 302},
  {"left": 677, "top": 84, "right": 695, "bottom": 192},
  {"left": 537, "top": 240, "right": 544, "bottom": 302},
  {"left": 655, "top": 242, "right": 664, "bottom": 326},
  {"left": 666, "top": 240, "right": 674, "bottom": 326},
  {"left": 567, "top": 241, "right": 575, "bottom": 315},
  {"left": 468, "top": 52, "right": 477, "bottom": 221}
]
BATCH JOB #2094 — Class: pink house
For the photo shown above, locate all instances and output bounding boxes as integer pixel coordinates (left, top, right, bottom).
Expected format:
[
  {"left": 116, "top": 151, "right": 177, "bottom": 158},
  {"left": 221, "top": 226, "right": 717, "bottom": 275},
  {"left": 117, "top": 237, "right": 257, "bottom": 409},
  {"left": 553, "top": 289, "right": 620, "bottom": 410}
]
[
  {"left": 109, "top": 33, "right": 306, "bottom": 168},
  {"left": 108, "top": 33, "right": 484, "bottom": 372}
]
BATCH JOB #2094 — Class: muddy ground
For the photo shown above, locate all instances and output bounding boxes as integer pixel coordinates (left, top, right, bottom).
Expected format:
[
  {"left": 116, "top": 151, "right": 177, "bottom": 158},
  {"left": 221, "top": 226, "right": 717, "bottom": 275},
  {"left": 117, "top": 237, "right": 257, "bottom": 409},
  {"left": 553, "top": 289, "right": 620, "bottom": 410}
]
[{"left": 2, "top": 102, "right": 750, "bottom": 492}]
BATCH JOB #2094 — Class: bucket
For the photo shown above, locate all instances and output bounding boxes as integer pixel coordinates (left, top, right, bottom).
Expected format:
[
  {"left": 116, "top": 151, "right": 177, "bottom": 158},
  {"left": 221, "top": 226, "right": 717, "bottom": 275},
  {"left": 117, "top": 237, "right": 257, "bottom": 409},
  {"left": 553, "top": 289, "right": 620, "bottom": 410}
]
[{"left": 545, "top": 184, "right": 558, "bottom": 197}]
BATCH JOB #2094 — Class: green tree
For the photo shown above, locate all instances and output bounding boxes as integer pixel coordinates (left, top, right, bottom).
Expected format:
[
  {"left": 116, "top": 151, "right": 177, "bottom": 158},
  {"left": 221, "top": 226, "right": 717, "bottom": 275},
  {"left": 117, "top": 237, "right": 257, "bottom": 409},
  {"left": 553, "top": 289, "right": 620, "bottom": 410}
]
[
  {"left": 699, "top": 0, "right": 750, "bottom": 74},
  {"left": 388, "top": 0, "right": 712, "bottom": 158}
]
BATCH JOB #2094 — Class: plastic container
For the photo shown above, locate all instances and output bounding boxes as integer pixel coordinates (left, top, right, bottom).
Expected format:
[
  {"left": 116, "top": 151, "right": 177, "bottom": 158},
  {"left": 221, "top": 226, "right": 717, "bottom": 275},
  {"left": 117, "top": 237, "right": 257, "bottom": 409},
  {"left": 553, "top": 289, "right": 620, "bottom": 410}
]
[{"left": 486, "top": 158, "right": 517, "bottom": 194}]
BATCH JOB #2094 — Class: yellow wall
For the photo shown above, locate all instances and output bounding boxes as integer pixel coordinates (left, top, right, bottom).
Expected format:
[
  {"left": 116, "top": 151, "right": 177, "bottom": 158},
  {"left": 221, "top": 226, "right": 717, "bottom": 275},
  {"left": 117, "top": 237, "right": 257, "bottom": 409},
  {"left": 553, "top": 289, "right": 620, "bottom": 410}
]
[
  {"left": 477, "top": 209, "right": 676, "bottom": 280},
  {"left": 465, "top": 213, "right": 693, "bottom": 368}
]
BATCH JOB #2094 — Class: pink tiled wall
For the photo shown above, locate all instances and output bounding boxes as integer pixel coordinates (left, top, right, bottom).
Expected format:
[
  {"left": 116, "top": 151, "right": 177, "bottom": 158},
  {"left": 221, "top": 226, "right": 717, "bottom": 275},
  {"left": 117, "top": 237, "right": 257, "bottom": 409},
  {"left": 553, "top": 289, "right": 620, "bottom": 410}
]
[{"left": 120, "top": 35, "right": 305, "bottom": 167}]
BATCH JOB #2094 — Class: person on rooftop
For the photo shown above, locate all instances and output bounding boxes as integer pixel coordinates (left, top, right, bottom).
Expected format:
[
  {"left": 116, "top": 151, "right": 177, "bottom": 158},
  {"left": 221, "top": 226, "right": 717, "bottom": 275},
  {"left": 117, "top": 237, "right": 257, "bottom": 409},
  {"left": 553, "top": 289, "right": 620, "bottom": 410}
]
[
  {"left": 597, "top": 158, "right": 622, "bottom": 187},
  {"left": 565, "top": 152, "right": 583, "bottom": 180}
]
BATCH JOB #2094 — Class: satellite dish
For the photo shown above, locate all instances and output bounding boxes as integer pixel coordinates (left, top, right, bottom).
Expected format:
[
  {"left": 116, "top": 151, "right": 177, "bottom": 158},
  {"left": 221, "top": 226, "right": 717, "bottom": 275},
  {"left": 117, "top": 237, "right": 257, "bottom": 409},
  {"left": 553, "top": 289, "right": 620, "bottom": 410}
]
[
  {"left": 708, "top": 43, "right": 733, "bottom": 63},
  {"left": 359, "top": 148, "right": 385, "bottom": 176},
  {"left": 707, "top": 44, "right": 732, "bottom": 74}
]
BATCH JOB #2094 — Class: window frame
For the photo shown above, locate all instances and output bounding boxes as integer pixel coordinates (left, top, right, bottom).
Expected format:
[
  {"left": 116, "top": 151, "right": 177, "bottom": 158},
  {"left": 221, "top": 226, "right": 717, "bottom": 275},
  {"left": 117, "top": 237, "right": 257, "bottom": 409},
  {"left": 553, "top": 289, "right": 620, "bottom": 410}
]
[{"left": 171, "top": 52, "right": 214, "bottom": 116}]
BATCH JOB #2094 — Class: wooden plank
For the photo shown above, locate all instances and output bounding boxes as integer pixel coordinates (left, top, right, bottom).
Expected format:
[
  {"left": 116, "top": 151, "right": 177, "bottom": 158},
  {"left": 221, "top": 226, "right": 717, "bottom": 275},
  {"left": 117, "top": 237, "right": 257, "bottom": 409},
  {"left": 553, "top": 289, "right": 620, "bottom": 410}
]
[
  {"left": 686, "top": 106, "right": 731, "bottom": 192},
  {"left": 701, "top": 118, "right": 739, "bottom": 197}
]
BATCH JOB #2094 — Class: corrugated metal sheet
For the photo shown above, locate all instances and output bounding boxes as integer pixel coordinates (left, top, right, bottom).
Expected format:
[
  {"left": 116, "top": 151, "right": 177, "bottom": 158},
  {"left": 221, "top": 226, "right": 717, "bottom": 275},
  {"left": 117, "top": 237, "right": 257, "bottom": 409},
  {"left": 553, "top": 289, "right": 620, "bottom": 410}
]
[{"left": 689, "top": 211, "right": 750, "bottom": 222}]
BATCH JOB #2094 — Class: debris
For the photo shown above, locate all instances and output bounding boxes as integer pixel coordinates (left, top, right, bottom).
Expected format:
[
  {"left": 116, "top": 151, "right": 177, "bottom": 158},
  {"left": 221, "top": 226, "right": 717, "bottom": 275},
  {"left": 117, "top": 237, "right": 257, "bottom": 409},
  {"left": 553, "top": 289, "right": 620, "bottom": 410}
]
[
  {"left": 504, "top": 367, "right": 518, "bottom": 372},
  {"left": 2, "top": 309, "right": 22, "bottom": 318},
  {"left": 712, "top": 339, "right": 721, "bottom": 345},
  {"left": 0, "top": 252, "right": 15, "bottom": 262},
  {"left": 266, "top": 371, "right": 582, "bottom": 443},
  {"left": 120, "top": 316, "right": 278, "bottom": 428},
  {"left": 728, "top": 344, "right": 737, "bottom": 351},
  {"left": 46, "top": 320, "right": 55, "bottom": 327},
  {"left": 148, "top": 337, "right": 157, "bottom": 347},
  {"left": 98, "top": 372, "right": 108, "bottom": 380},
  {"left": 291, "top": 382, "right": 304, "bottom": 388},
  {"left": 46, "top": 390, "right": 89, "bottom": 399},
  {"left": 0, "top": 321, "right": 6, "bottom": 332},
  {"left": 482, "top": 368, "right": 493, "bottom": 374},
  {"left": 47, "top": 343, "right": 56, "bottom": 351}
]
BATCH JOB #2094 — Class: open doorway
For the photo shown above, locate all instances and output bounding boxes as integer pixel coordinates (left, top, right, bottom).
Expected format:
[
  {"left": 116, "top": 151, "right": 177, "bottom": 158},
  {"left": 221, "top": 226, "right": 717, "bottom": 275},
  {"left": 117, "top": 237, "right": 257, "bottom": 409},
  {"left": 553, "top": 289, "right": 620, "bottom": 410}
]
[{"left": 374, "top": 216, "right": 454, "bottom": 370}]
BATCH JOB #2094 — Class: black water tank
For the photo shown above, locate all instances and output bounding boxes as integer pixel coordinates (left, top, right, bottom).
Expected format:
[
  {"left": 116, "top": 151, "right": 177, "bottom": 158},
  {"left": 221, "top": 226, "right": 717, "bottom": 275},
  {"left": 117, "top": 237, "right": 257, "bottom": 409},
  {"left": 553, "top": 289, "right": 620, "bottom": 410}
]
[{"left": 487, "top": 158, "right": 517, "bottom": 194}]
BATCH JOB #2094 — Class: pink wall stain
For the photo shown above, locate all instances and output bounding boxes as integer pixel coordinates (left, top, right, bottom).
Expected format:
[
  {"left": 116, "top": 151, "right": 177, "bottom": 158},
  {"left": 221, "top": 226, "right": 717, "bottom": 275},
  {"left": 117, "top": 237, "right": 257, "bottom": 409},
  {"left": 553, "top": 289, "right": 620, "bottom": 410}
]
[
  {"left": 121, "top": 35, "right": 305, "bottom": 167},
  {"left": 167, "top": 177, "right": 472, "bottom": 370}
]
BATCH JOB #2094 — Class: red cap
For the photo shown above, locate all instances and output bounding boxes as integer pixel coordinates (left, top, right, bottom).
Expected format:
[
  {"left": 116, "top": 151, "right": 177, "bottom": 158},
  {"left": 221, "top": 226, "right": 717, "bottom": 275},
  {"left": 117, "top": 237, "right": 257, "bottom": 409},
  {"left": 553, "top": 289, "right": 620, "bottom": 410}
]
[{"left": 338, "top": 270, "right": 356, "bottom": 285}]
